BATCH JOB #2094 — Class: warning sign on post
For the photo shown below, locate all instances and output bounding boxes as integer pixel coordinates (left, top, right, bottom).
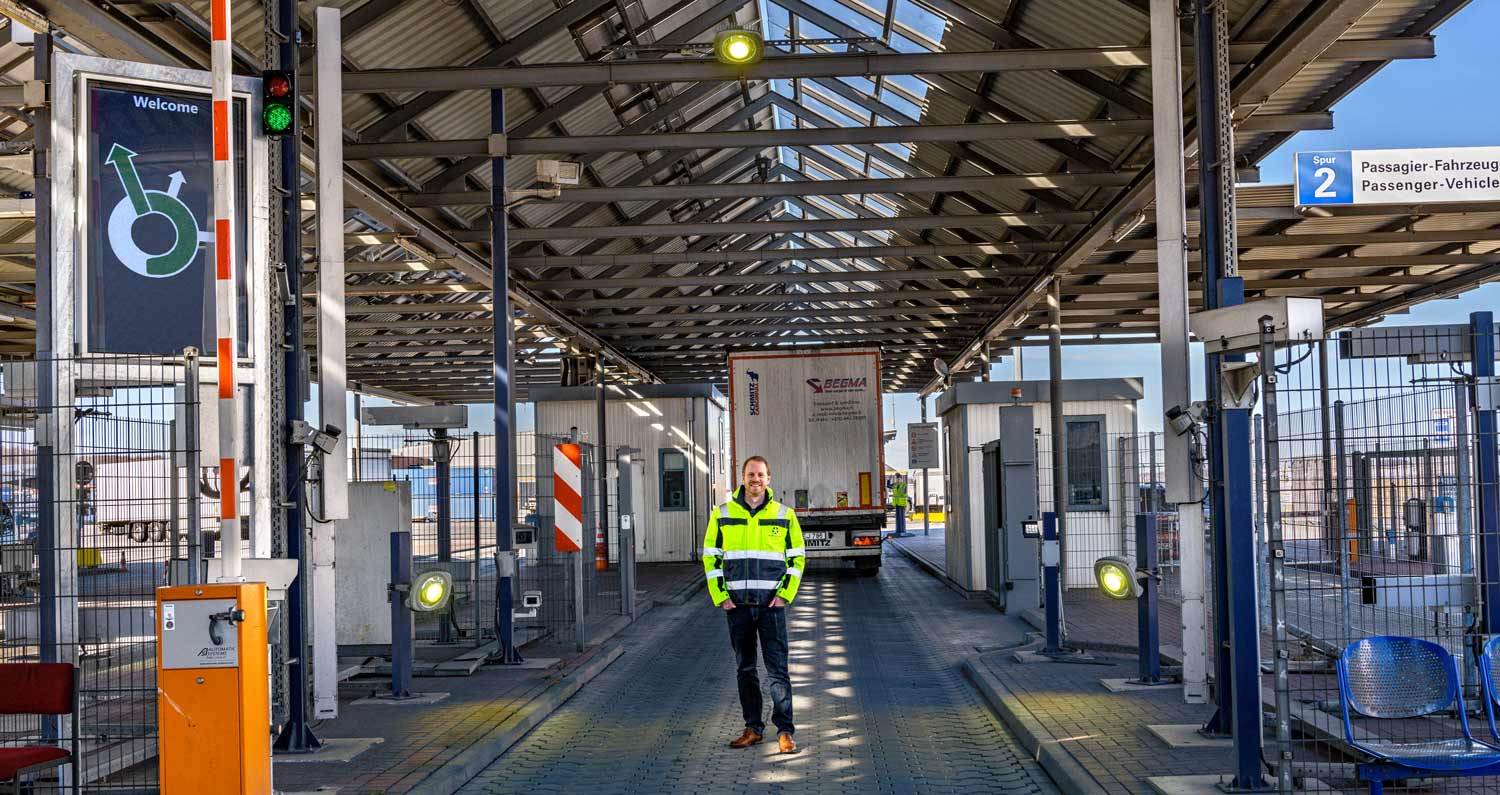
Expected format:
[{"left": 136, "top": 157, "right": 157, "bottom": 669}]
[
  {"left": 908, "top": 422, "right": 940, "bottom": 469},
  {"left": 83, "top": 82, "right": 250, "bottom": 355}
]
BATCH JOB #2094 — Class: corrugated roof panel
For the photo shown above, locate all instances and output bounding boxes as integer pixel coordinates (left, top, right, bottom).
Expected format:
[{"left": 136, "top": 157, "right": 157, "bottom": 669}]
[
  {"left": 1012, "top": 0, "right": 1147, "bottom": 49},
  {"left": 991, "top": 69, "right": 1106, "bottom": 124},
  {"left": 558, "top": 94, "right": 627, "bottom": 137},
  {"left": 482, "top": 0, "right": 572, "bottom": 42}
]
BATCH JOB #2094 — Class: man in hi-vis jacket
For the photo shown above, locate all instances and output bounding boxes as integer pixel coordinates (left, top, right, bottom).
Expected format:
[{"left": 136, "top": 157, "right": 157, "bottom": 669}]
[{"left": 702, "top": 455, "right": 806, "bottom": 754}]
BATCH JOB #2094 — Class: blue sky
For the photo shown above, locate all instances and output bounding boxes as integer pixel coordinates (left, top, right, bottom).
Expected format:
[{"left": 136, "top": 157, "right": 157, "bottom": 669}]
[{"left": 348, "top": 1, "right": 1499, "bottom": 466}]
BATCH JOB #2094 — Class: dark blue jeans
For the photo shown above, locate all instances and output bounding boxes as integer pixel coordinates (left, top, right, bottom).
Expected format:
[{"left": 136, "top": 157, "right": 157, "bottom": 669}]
[{"left": 725, "top": 605, "right": 794, "bottom": 736}]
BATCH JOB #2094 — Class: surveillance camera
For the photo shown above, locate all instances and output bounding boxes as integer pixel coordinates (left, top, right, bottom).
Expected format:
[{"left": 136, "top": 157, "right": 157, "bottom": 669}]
[
  {"left": 291, "top": 419, "right": 341, "bottom": 456},
  {"left": 1165, "top": 404, "right": 1196, "bottom": 437},
  {"left": 522, "top": 590, "right": 542, "bottom": 609}
]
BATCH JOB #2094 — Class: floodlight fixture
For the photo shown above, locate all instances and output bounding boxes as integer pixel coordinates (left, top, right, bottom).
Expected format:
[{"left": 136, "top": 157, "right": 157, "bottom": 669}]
[
  {"left": 1094, "top": 556, "right": 1142, "bottom": 600},
  {"left": 714, "top": 29, "right": 763, "bottom": 66},
  {"left": 408, "top": 570, "right": 453, "bottom": 612}
]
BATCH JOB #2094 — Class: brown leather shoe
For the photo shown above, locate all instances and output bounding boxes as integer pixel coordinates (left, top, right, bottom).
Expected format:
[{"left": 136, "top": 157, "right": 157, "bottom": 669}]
[
  {"left": 778, "top": 733, "right": 797, "bottom": 754},
  {"left": 729, "top": 728, "right": 763, "bottom": 749}
]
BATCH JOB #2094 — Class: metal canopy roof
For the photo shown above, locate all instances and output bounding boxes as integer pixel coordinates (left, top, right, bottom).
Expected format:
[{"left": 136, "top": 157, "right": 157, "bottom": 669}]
[{"left": 0, "top": 0, "right": 1485, "bottom": 402}]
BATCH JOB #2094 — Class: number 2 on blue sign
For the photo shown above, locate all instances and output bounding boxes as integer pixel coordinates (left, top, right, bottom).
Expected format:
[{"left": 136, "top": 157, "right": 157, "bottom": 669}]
[{"left": 1296, "top": 151, "right": 1353, "bottom": 205}]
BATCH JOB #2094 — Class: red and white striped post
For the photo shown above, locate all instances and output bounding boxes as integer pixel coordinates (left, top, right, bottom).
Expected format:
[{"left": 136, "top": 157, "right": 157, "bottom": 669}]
[
  {"left": 211, "top": 0, "right": 241, "bottom": 579},
  {"left": 553, "top": 444, "right": 583, "bottom": 554}
]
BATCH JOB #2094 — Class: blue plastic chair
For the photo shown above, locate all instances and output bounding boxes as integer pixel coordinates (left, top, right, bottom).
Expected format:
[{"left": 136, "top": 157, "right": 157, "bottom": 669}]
[
  {"left": 1338, "top": 636, "right": 1500, "bottom": 792},
  {"left": 1478, "top": 636, "right": 1500, "bottom": 745}
]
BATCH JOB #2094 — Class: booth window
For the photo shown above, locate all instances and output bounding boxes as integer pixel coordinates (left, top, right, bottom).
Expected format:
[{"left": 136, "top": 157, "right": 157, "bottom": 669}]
[
  {"left": 659, "top": 449, "right": 689, "bottom": 511},
  {"left": 1065, "top": 416, "right": 1107, "bottom": 511}
]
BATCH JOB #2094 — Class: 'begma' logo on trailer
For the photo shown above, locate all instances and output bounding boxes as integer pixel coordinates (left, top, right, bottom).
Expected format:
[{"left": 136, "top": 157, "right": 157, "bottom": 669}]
[{"left": 806, "top": 376, "right": 867, "bottom": 394}]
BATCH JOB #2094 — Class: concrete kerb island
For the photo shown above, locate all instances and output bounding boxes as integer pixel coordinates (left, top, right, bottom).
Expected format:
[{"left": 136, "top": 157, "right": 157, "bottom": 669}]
[
  {"left": 404, "top": 645, "right": 626, "bottom": 795},
  {"left": 961, "top": 655, "right": 1111, "bottom": 795}
]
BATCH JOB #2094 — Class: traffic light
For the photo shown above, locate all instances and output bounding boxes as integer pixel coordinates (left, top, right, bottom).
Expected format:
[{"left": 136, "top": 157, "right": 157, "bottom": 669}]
[{"left": 261, "top": 70, "right": 294, "bottom": 137}]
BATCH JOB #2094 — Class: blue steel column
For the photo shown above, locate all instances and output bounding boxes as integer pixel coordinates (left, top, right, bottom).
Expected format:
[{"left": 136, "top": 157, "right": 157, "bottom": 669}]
[
  {"left": 1195, "top": 0, "right": 1265, "bottom": 788},
  {"left": 274, "top": 0, "right": 318, "bottom": 747},
  {"left": 1471, "top": 312, "right": 1500, "bottom": 635},
  {"left": 490, "top": 89, "right": 523, "bottom": 664},
  {"left": 390, "top": 531, "right": 413, "bottom": 698},
  {"left": 1136, "top": 513, "right": 1161, "bottom": 684}
]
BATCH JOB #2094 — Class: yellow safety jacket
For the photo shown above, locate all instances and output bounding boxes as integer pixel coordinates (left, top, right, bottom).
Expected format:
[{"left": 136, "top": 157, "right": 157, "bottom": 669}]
[
  {"left": 892, "top": 481, "right": 909, "bottom": 508},
  {"left": 702, "top": 486, "right": 806, "bottom": 607}
]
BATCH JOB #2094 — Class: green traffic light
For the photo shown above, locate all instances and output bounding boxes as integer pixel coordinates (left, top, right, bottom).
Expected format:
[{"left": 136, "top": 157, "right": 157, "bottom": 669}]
[{"left": 263, "top": 103, "right": 293, "bottom": 134}]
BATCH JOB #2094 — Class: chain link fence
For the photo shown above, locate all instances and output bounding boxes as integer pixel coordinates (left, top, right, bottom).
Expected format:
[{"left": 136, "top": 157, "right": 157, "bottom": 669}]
[{"left": 1263, "top": 325, "right": 1498, "bottom": 793}]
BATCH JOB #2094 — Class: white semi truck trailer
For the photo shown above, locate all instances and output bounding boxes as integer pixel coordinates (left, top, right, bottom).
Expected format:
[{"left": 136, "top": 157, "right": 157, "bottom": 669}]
[{"left": 727, "top": 348, "right": 885, "bottom": 574}]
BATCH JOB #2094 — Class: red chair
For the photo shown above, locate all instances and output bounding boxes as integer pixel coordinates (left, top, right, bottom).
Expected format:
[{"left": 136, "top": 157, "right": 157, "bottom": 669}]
[{"left": 0, "top": 662, "right": 79, "bottom": 795}]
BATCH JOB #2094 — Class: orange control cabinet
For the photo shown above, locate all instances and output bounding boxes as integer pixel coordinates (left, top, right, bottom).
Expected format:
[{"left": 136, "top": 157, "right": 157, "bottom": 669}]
[{"left": 156, "top": 582, "right": 270, "bottom": 795}]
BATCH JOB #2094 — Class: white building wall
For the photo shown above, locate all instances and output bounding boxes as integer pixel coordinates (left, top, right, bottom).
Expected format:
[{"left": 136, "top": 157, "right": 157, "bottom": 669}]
[
  {"left": 534, "top": 395, "right": 716, "bottom": 563},
  {"left": 943, "top": 396, "right": 1139, "bottom": 591}
]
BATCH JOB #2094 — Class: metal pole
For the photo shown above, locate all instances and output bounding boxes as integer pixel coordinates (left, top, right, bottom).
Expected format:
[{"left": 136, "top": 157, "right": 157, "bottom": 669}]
[
  {"left": 169, "top": 419, "right": 182, "bottom": 574},
  {"left": 1319, "top": 340, "right": 1336, "bottom": 564},
  {"left": 1259, "top": 321, "right": 1294, "bottom": 794},
  {"left": 273, "top": 0, "right": 317, "bottom": 751},
  {"left": 1150, "top": 0, "right": 1207, "bottom": 705},
  {"left": 1456, "top": 382, "right": 1476, "bottom": 575},
  {"left": 1254, "top": 415, "right": 1268, "bottom": 631},
  {"left": 390, "top": 531, "right": 413, "bottom": 698},
  {"left": 575, "top": 450, "right": 587, "bottom": 652},
  {"left": 1048, "top": 281, "right": 1067, "bottom": 602},
  {"left": 1422, "top": 439, "right": 1435, "bottom": 564},
  {"left": 618, "top": 449, "right": 636, "bottom": 621},
  {"left": 489, "top": 88, "right": 522, "bottom": 665},
  {"left": 210, "top": 0, "right": 242, "bottom": 583},
  {"left": 1469, "top": 311, "right": 1499, "bottom": 635},
  {"left": 596, "top": 357, "right": 609, "bottom": 571},
  {"left": 435, "top": 428, "right": 452, "bottom": 643},
  {"left": 1136, "top": 512, "right": 1162, "bottom": 684},
  {"left": 921, "top": 397, "right": 931, "bottom": 537},
  {"left": 472, "top": 431, "right": 482, "bottom": 636},
  {"left": 980, "top": 343, "right": 991, "bottom": 382},
  {"left": 1148, "top": 432, "right": 1158, "bottom": 512},
  {"left": 185, "top": 349, "right": 203, "bottom": 585},
  {"left": 1042, "top": 511, "right": 1062, "bottom": 653},
  {"left": 1334, "top": 400, "right": 1352, "bottom": 639}
]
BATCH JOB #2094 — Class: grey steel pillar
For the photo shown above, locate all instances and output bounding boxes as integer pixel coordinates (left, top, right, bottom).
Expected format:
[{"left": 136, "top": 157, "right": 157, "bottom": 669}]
[
  {"left": 489, "top": 88, "right": 522, "bottom": 664},
  {"left": 472, "top": 431, "right": 482, "bottom": 634},
  {"left": 1047, "top": 280, "right": 1066, "bottom": 599},
  {"left": 1334, "top": 400, "right": 1352, "bottom": 638},
  {"left": 596, "top": 357, "right": 609, "bottom": 569},
  {"left": 1259, "top": 321, "right": 1294, "bottom": 794},
  {"left": 980, "top": 343, "right": 991, "bottom": 382},
  {"left": 435, "top": 428, "right": 453, "bottom": 643},
  {"left": 1150, "top": 0, "right": 1207, "bottom": 704},
  {"left": 617, "top": 448, "right": 637, "bottom": 621},
  {"left": 1456, "top": 382, "right": 1475, "bottom": 574},
  {"left": 186, "top": 349, "right": 203, "bottom": 585},
  {"left": 921, "top": 397, "right": 931, "bottom": 537}
]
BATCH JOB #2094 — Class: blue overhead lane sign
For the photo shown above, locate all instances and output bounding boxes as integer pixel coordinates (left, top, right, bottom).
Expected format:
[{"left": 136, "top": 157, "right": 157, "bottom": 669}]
[
  {"left": 1296, "top": 146, "right": 1500, "bottom": 207},
  {"left": 1295, "top": 151, "right": 1353, "bottom": 205}
]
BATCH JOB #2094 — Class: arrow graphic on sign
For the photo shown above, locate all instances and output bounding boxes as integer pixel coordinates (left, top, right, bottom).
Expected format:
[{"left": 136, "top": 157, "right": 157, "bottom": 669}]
[
  {"left": 104, "top": 143, "right": 206, "bottom": 278},
  {"left": 106, "top": 144, "right": 150, "bottom": 216}
]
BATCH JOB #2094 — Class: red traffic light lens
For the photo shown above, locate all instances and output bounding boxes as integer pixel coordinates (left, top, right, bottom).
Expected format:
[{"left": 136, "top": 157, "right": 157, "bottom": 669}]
[{"left": 266, "top": 73, "right": 292, "bottom": 98}]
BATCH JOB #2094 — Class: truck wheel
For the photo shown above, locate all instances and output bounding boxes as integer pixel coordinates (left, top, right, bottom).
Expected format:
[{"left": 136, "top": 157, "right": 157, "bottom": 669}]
[{"left": 855, "top": 556, "right": 881, "bottom": 577}]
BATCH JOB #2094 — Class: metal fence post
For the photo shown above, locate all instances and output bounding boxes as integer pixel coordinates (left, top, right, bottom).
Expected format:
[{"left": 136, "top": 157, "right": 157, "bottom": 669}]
[
  {"left": 472, "top": 431, "right": 482, "bottom": 636},
  {"left": 1259, "top": 320, "right": 1293, "bottom": 794},
  {"left": 1456, "top": 380, "right": 1476, "bottom": 575},
  {"left": 185, "top": 348, "right": 202, "bottom": 585},
  {"left": 618, "top": 448, "right": 636, "bottom": 621},
  {"left": 1135, "top": 512, "right": 1162, "bottom": 684},
  {"left": 1254, "top": 414, "right": 1268, "bottom": 631},
  {"left": 488, "top": 86, "right": 523, "bottom": 666},
  {"left": 1334, "top": 400, "right": 1352, "bottom": 640},
  {"left": 435, "top": 428, "right": 452, "bottom": 643},
  {"left": 390, "top": 531, "right": 413, "bottom": 698},
  {"left": 1469, "top": 311, "right": 1500, "bottom": 636}
]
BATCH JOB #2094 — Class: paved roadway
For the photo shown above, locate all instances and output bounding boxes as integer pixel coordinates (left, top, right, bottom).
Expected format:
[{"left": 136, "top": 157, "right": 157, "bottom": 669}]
[{"left": 457, "top": 551, "right": 1058, "bottom": 795}]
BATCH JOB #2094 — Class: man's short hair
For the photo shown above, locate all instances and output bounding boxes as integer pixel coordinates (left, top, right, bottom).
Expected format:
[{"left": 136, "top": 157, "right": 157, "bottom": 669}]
[{"left": 742, "top": 455, "right": 771, "bottom": 476}]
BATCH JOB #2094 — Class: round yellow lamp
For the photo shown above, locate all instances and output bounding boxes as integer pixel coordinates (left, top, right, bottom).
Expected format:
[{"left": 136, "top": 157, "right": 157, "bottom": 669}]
[
  {"left": 714, "top": 29, "right": 764, "bottom": 66},
  {"left": 1094, "top": 556, "right": 1141, "bottom": 600},
  {"left": 409, "top": 570, "right": 454, "bottom": 612}
]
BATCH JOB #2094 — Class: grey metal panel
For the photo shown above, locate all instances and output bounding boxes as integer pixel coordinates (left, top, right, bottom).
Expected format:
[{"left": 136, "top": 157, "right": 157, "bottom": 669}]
[
  {"left": 936, "top": 378, "right": 1146, "bottom": 414},
  {"left": 999, "top": 405, "right": 1041, "bottom": 612},
  {"left": 530, "top": 383, "right": 724, "bottom": 402}
]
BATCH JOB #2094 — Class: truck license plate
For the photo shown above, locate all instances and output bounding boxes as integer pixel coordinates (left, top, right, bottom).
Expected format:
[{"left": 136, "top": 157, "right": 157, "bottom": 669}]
[{"left": 805, "top": 531, "right": 833, "bottom": 547}]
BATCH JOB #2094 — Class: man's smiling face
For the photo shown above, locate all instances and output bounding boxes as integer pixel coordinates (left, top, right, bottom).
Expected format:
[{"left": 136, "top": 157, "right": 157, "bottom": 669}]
[{"left": 743, "top": 460, "right": 769, "bottom": 502}]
